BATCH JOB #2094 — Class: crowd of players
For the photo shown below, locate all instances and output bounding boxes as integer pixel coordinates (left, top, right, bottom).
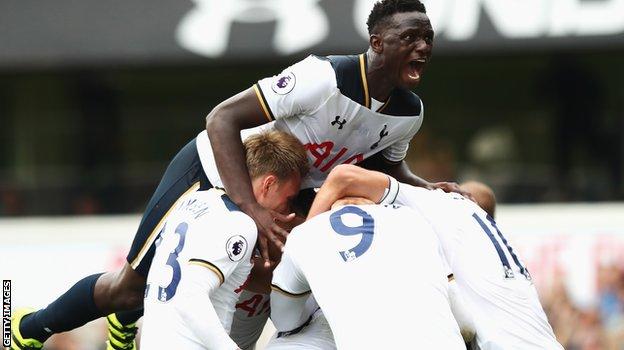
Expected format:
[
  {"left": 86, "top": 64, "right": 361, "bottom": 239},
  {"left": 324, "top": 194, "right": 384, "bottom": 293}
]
[{"left": 10, "top": 0, "right": 564, "bottom": 349}]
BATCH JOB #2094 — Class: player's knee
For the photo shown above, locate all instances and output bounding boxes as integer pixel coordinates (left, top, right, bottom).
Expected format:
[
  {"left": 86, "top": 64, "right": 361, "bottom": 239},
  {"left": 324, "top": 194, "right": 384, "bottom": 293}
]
[
  {"left": 108, "top": 280, "right": 144, "bottom": 310},
  {"left": 459, "top": 181, "right": 497, "bottom": 218},
  {"left": 107, "top": 266, "right": 146, "bottom": 310},
  {"left": 119, "top": 290, "right": 144, "bottom": 311}
]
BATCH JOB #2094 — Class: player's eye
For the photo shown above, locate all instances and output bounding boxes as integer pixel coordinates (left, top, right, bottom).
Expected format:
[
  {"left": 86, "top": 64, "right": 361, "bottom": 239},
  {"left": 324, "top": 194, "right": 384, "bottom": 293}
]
[{"left": 424, "top": 32, "right": 434, "bottom": 45}]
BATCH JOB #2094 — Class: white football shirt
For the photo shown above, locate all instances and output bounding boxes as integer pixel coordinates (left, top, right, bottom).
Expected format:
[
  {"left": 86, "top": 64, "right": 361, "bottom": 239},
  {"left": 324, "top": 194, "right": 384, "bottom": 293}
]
[
  {"left": 197, "top": 54, "right": 424, "bottom": 189},
  {"left": 271, "top": 204, "right": 465, "bottom": 350},
  {"left": 141, "top": 188, "right": 257, "bottom": 350},
  {"left": 391, "top": 185, "right": 564, "bottom": 350},
  {"left": 229, "top": 289, "right": 270, "bottom": 349}
]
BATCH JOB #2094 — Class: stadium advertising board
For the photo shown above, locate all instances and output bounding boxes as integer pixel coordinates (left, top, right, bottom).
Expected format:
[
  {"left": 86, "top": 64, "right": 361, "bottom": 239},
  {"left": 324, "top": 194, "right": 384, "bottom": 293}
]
[
  {"left": 1, "top": 204, "right": 623, "bottom": 309},
  {"left": 0, "top": 204, "right": 623, "bottom": 346},
  {"left": 1, "top": 0, "right": 624, "bottom": 67}
]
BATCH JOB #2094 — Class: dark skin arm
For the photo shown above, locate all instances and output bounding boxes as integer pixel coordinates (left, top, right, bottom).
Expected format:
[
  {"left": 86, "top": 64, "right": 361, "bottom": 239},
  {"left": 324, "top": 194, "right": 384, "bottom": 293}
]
[
  {"left": 359, "top": 152, "right": 473, "bottom": 198},
  {"left": 206, "top": 87, "right": 293, "bottom": 264}
]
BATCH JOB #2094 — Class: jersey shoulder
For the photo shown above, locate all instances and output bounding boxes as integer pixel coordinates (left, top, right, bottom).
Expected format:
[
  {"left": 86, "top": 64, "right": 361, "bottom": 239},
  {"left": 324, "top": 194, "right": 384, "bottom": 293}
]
[
  {"left": 384, "top": 88, "right": 423, "bottom": 117},
  {"left": 318, "top": 54, "right": 365, "bottom": 106},
  {"left": 287, "top": 55, "right": 337, "bottom": 93},
  {"left": 316, "top": 54, "right": 423, "bottom": 116},
  {"left": 189, "top": 192, "right": 257, "bottom": 245}
]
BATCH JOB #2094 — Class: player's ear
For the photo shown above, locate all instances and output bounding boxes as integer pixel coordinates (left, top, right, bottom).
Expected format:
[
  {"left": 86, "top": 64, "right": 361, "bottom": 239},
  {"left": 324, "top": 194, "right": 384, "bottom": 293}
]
[
  {"left": 370, "top": 33, "right": 383, "bottom": 53},
  {"left": 262, "top": 174, "right": 278, "bottom": 194}
]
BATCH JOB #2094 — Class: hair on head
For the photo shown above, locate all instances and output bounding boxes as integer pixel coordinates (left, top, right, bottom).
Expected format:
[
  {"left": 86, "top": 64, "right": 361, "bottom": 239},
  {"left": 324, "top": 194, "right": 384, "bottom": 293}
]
[
  {"left": 366, "top": 0, "right": 427, "bottom": 35},
  {"left": 243, "top": 130, "right": 309, "bottom": 181}
]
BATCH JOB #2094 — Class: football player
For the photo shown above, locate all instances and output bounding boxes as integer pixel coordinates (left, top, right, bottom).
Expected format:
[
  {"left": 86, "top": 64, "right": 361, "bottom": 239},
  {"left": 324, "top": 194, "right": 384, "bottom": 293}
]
[
  {"left": 11, "top": 131, "right": 307, "bottom": 350},
  {"left": 140, "top": 131, "right": 307, "bottom": 350},
  {"left": 269, "top": 199, "right": 467, "bottom": 349},
  {"left": 306, "top": 164, "right": 564, "bottom": 350}
]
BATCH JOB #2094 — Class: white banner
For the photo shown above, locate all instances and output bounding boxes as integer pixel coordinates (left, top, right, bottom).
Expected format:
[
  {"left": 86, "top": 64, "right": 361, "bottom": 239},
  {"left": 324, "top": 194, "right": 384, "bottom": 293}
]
[
  {"left": 1, "top": 203, "right": 623, "bottom": 309},
  {"left": 1, "top": 203, "right": 623, "bottom": 348}
]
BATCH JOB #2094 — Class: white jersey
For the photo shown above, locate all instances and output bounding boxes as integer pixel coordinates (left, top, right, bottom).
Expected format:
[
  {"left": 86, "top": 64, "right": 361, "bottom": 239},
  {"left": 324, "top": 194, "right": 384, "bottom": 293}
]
[
  {"left": 197, "top": 54, "right": 424, "bottom": 189},
  {"left": 271, "top": 204, "right": 464, "bottom": 350},
  {"left": 265, "top": 307, "right": 336, "bottom": 350},
  {"left": 141, "top": 188, "right": 257, "bottom": 350},
  {"left": 229, "top": 290, "right": 270, "bottom": 349},
  {"left": 391, "top": 185, "right": 564, "bottom": 350}
]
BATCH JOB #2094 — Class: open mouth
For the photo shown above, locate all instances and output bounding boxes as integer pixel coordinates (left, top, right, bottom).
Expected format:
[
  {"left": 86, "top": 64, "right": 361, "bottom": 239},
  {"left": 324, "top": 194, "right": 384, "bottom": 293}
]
[{"left": 407, "top": 58, "right": 427, "bottom": 81}]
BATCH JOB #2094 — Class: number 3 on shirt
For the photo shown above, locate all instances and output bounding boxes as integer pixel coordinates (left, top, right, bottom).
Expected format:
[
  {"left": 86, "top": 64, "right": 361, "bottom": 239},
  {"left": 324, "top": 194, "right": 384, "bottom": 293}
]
[
  {"left": 330, "top": 206, "right": 375, "bottom": 262},
  {"left": 148, "top": 222, "right": 188, "bottom": 302}
]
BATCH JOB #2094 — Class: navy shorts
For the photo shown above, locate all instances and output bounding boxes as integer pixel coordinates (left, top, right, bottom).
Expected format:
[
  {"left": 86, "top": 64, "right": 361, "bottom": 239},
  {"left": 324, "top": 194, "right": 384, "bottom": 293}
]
[{"left": 126, "top": 138, "right": 212, "bottom": 277}]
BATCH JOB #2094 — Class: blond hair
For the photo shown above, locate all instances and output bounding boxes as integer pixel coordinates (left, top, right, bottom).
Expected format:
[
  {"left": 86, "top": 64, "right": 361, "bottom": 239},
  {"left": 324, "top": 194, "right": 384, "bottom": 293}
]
[{"left": 244, "top": 130, "right": 309, "bottom": 181}]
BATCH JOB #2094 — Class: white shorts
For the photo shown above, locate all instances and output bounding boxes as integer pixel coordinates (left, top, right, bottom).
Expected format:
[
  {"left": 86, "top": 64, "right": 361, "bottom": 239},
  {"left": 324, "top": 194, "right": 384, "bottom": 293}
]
[{"left": 264, "top": 309, "right": 336, "bottom": 350}]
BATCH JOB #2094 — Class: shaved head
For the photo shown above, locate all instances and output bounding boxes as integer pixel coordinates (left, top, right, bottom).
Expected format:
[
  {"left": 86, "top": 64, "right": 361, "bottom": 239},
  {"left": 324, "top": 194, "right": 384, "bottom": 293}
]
[{"left": 460, "top": 181, "right": 496, "bottom": 218}]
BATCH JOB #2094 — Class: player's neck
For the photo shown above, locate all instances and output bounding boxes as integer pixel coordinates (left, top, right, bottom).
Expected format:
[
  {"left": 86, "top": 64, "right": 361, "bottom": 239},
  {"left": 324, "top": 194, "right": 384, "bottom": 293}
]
[{"left": 365, "top": 50, "right": 393, "bottom": 102}]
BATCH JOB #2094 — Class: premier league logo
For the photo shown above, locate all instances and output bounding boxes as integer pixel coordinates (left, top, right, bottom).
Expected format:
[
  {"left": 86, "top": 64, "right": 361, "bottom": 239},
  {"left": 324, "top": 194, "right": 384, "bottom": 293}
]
[
  {"left": 271, "top": 71, "right": 296, "bottom": 94},
  {"left": 226, "top": 235, "right": 248, "bottom": 261},
  {"left": 231, "top": 240, "right": 244, "bottom": 255},
  {"left": 277, "top": 76, "right": 291, "bottom": 89}
]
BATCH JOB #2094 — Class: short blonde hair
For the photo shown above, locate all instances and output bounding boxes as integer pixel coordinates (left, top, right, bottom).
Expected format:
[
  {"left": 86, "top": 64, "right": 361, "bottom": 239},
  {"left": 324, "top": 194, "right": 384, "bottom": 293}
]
[{"left": 244, "top": 130, "right": 309, "bottom": 181}]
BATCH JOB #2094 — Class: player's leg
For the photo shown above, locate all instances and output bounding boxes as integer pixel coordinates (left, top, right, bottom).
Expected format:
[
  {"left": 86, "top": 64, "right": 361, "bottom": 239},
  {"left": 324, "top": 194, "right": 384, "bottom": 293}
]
[
  {"left": 10, "top": 273, "right": 105, "bottom": 350},
  {"left": 12, "top": 138, "right": 210, "bottom": 350},
  {"left": 104, "top": 137, "right": 211, "bottom": 349},
  {"left": 95, "top": 265, "right": 146, "bottom": 350}
]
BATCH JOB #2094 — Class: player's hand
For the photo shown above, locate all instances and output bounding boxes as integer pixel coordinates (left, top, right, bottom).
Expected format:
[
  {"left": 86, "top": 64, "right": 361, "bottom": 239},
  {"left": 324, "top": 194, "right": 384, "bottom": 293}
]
[
  {"left": 244, "top": 255, "right": 278, "bottom": 294},
  {"left": 248, "top": 204, "right": 295, "bottom": 265},
  {"left": 429, "top": 181, "right": 476, "bottom": 202},
  {"left": 273, "top": 210, "right": 305, "bottom": 232}
]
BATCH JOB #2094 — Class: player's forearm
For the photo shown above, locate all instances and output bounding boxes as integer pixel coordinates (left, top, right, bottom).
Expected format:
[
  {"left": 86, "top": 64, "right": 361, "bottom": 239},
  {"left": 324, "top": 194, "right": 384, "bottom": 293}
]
[
  {"left": 206, "top": 104, "right": 257, "bottom": 211},
  {"left": 176, "top": 268, "right": 240, "bottom": 349},
  {"left": 307, "top": 164, "right": 388, "bottom": 219},
  {"left": 178, "top": 299, "right": 239, "bottom": 349}
]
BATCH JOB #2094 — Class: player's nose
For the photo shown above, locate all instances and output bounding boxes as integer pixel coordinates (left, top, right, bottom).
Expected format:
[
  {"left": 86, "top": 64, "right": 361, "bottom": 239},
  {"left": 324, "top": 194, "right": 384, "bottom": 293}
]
[{"left": 414, "top": 39, "right": 431, "bottom": 57}]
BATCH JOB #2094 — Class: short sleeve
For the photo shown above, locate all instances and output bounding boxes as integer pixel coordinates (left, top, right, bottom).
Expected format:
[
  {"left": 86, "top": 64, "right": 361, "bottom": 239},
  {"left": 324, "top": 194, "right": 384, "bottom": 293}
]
[
  {"left": 271, "top": 244, "right": 310, "bottom": 296},
  {"left": 254, "top": 55, "right": 336, "bottom": 121},
  {"left": 381, "top": 99, "right": 424, "bottom": 162},
  {"left": 393, "top": 182, "right": 418, "bottom": 207},
  {"left": 185, "top": 211, "right": 257, "bottom": 284},
  {"left": 395, "top": 185, "right": 464, "bottom": 269}
]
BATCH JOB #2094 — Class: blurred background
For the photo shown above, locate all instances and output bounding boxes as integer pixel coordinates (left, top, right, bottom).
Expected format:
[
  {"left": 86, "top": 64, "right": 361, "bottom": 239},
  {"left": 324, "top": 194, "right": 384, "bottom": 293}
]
[{"left": 1, "top": 0, "right": 623, "bottom": 349}]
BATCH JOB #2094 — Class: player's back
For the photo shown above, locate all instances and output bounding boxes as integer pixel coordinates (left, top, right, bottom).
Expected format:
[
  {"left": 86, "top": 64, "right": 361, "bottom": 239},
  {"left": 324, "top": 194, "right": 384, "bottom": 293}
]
[
  {"left": 141, "top": 189, "right": 256, "bottom": 349},
  {"left": 286, "top": 204, "right": 464, "bottom": 350},
  {"left": 394, "top": 186, "right": 563, "bottom": 350}
]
